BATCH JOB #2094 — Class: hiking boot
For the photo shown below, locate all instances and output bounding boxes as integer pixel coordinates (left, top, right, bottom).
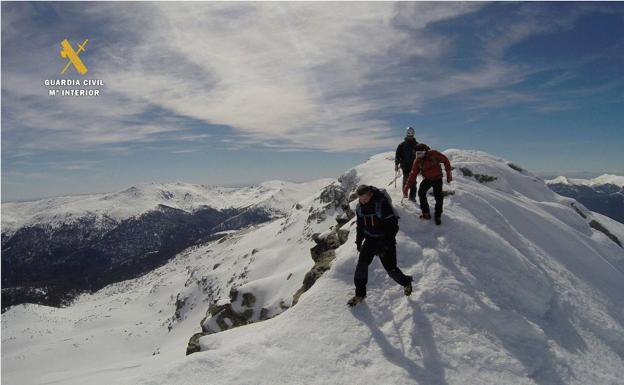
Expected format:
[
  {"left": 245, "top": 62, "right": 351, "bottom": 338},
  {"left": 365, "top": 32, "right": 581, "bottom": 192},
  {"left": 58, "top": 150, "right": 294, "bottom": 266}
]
[
  {"left": 347, "top": 296, "right": 365, "bottom": 307},
  {"left": 408, "top": 197, "right": 416, "bottom": 202},
  {"left": 419, "top": 212, "right": 431, "bottom": 220},
  {"left": 404, "top": 282, "right": 413, "bottom": 296},
  {"left": 435, "top": 216, "right": 441, "bottom": 225}
]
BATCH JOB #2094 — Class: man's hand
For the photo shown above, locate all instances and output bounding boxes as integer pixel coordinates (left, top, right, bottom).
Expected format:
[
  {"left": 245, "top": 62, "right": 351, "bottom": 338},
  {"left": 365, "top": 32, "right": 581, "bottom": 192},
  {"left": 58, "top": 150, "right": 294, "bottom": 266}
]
[{"left": 395, "top": 164, "right": 399, "bottom": 172}]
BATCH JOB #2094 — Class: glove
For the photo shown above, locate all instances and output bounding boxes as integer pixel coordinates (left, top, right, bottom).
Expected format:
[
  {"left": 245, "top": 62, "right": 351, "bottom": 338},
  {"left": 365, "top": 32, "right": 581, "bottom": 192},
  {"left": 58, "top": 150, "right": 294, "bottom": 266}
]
[
  {"left": 395, "top": 164, "right": 399, "bottom": 172},
  {"left": 356, "top": 241, "right": 362, "bottom": 252},
  {"left": 447, "top": 175, "right": 453, "bottom": 183}
]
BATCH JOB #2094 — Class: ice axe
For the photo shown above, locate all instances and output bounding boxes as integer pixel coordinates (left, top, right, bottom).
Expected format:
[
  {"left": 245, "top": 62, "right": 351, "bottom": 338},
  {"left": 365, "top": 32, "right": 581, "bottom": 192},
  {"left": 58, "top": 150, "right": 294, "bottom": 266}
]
[{"left": 388, "top": 169, "right": 401, "bottom": 187}]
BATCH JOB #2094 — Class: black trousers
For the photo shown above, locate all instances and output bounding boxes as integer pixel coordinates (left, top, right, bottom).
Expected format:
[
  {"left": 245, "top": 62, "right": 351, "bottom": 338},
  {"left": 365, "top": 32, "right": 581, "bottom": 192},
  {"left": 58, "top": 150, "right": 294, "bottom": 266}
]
[
  {"left": 354, "top": 238, "right": 411, "bottom": 297},
  {"left": 418, "top": 178, "right": 443, "bottom": 217},
  {"left": 402, "top": 168, "right": 416, "bottom": 200}
]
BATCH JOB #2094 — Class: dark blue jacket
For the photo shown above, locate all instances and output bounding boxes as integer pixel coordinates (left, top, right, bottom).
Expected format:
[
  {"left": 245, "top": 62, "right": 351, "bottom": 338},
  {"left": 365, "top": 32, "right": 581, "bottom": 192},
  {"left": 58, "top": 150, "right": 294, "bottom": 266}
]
[{"left": 355, "top": 188, "right": 398, "bottom": 245}]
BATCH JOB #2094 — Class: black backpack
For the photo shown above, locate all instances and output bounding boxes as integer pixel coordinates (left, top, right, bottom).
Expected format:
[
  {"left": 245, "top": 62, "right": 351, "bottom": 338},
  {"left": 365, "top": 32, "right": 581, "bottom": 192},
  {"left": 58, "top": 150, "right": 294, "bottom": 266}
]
[{"left": 356, "top": 187, "right": 398, "bottom": 220}]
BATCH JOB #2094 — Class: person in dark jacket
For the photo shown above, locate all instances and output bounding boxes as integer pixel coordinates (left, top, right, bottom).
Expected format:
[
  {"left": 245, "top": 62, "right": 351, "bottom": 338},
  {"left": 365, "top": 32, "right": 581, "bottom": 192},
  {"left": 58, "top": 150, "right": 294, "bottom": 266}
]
[
  {"left": 403, "top": 144, "right": 452, "bottom": 225},
  {"left": 348, "top": 184, "right": 413, "bottom": 307},
  {"left": 395, "top": 127, "right": 419, "bottom": 201}
]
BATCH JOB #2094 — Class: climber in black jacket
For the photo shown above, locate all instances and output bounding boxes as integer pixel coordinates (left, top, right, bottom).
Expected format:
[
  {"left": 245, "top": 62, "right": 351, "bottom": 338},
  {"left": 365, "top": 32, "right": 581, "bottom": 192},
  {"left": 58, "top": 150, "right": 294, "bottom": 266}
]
[
  {"left": 395, "top": 127, "right": 419, "bottom": 201},
  {"left": 348, "top": 184, "right": 413, "bottom": 307}
]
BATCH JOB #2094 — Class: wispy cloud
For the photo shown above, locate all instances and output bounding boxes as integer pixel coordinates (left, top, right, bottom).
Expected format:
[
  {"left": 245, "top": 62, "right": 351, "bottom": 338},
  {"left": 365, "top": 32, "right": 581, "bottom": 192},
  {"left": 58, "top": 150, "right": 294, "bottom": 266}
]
[
  {"left": 534, "top": 102, "right": 578, "bottom": 113},
  {"left": 3, "top": 2, "right": 487, "bottom": 153},
  {"left": 2, "top": 2, "right": 619, "bottom": 156},
  {"left": 170, "top": 149, "right": 198, "bottom": 154},
  {"left": 541, "top": 71, "right": 578, "bottom": 88},
  {"left": 2, "top": 170, "right": 52, "bottom": 180}
]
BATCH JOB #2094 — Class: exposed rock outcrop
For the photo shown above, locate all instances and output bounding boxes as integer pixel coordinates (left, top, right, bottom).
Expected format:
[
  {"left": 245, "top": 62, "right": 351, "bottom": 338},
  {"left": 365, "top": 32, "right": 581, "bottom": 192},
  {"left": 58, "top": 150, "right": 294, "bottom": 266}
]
[
  {"left": 186, "top": 287, "right": 270, "bottom": 355},
  {"left": 187, "top": 183, "right": 356, "bottom": 355},
  {"left": 292, "top": 228, "right": 350, "bottom": 306},
  {"left": 293, "top": 183, "right": 355, "bottom": 305},
  {"left": 459, "top": 167, "right": 498, "bottom": 183}
]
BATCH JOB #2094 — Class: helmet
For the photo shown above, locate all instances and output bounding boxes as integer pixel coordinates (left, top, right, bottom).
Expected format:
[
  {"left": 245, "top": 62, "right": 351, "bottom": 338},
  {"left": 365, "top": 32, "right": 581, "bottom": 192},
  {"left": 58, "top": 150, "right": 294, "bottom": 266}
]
[{"left": 406, "top": 127, "right": 415, "bottom": 137}]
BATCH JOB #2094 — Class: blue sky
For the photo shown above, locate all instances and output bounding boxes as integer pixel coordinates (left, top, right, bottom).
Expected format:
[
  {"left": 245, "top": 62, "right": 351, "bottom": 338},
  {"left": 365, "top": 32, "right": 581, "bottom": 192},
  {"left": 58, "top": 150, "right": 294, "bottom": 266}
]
[{"left": 2, "top": 2, "right": 623, "bottom": 201}]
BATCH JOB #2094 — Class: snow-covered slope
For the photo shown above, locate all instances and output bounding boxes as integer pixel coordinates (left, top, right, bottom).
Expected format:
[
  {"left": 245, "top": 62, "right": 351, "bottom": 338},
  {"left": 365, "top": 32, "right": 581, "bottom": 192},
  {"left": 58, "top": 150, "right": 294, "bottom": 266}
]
[
  {"left": 3, "top": 150, "right": 624, "bottom": 385},
  {"left": 1, "top": 179, "right": 333, "bottom": 235}
]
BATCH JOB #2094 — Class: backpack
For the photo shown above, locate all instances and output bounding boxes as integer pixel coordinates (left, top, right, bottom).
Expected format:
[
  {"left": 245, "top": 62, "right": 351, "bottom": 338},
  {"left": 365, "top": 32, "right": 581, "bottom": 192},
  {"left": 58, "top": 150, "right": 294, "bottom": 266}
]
[
  {"left": 356, "top": 187, "right": 398, "bottom": 220},
  {"left": 415, "top": 150, "right": 439, "bottom": 169}
]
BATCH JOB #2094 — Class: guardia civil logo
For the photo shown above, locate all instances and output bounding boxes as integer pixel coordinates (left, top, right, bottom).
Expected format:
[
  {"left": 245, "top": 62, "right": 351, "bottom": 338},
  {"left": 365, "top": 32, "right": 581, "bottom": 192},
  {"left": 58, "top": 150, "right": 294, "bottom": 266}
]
[
  {"left": 59, "top": 38, "right": 89, "bottom": 75},
  {"left": 46, "top": 38, "right": 103, "bottom": 97}
]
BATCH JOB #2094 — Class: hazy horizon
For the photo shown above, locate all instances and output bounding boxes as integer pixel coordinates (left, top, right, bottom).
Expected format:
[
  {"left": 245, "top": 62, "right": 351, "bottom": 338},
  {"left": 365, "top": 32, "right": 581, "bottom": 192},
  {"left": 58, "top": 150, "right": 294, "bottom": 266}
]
[{"left": 3, "top": 165, "right": 622, "bottom": 204}]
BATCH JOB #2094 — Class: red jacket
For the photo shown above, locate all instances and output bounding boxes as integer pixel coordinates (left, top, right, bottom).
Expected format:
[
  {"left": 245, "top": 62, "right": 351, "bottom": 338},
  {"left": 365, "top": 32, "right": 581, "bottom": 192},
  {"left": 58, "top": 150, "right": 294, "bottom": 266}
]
[{"left": 404, "top": 150, "right": 452, "bottom": 193}]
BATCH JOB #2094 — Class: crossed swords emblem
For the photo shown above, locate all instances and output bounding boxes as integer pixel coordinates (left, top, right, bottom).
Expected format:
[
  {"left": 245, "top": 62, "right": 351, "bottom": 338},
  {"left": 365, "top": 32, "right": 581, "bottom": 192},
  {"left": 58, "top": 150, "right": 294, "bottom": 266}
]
[{"left": 59, "top": 39, "right": 89, "bottom": 75}]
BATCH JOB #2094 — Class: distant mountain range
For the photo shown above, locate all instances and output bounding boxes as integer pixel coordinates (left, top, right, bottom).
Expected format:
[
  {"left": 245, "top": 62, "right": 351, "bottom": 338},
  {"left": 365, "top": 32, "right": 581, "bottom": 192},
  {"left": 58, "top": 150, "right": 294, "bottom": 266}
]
[
  {"left": 546, "top": 174, "right": 624, "bottom": 224},
  {"left": 1, "top": 180, "right": 332, "bottom": 310}
]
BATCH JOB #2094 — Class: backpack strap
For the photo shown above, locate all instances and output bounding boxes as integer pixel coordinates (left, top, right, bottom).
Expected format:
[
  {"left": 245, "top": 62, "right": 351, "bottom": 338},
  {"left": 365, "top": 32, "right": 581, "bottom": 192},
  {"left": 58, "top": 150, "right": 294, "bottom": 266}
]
[
  {"left": 375, "top": 190, "right": 398, "bottom": 220},
  {"left": 375, "top": 201, "right": 383, "bottom": 220}
]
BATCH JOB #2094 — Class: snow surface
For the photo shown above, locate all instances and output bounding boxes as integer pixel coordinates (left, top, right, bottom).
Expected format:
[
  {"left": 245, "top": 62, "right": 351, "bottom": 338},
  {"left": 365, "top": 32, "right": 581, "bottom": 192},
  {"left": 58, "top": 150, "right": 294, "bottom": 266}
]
[
  {"left": 3, "top": 150, "right": 624, "bottom": 385},
  {"left": 546, "top": 174, "right": 624, "bottom": 188}
]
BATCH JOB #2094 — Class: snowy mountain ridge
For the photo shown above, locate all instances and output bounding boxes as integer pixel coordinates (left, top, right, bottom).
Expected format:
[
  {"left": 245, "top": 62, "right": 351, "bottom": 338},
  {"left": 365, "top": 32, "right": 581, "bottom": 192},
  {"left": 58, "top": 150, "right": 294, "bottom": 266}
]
[
  {"left": 1, "top": 179, "right": 334, "bottom": 236},
  {"left": 546, "top": 174, "right": 624, "bottom": 188},
  {"left": 2, "top": 149, "right": 624, "bottom": 385}
]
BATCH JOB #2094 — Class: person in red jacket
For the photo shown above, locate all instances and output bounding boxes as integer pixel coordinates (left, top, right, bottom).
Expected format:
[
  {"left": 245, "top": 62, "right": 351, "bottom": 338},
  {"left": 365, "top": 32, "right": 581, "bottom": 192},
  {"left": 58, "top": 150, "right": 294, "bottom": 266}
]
[{"left": 403, "top": 144, "right": 452, "bottom": 225}]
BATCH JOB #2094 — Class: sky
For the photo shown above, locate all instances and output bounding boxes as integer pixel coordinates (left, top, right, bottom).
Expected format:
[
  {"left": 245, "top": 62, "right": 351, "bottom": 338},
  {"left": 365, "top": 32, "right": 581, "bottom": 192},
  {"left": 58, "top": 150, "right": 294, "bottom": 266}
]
[{"left": 2, "top": 2, "right": 623, "bottom": 202}]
